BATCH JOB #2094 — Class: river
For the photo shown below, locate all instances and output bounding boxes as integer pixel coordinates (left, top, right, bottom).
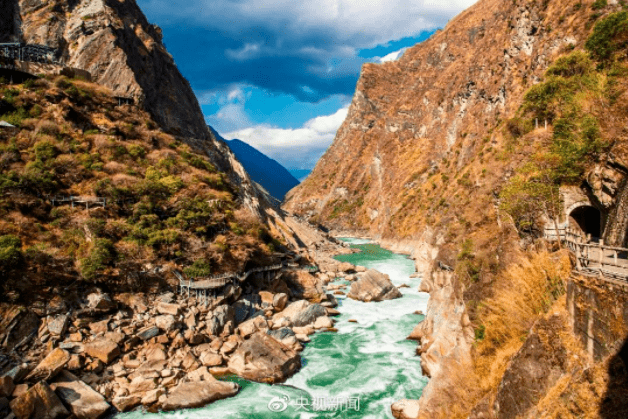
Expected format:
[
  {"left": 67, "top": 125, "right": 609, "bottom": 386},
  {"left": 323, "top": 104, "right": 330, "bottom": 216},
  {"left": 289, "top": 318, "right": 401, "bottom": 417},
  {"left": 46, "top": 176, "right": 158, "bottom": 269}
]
[{"left": 119, "top": 238, "right": 429, "bottom": 418}]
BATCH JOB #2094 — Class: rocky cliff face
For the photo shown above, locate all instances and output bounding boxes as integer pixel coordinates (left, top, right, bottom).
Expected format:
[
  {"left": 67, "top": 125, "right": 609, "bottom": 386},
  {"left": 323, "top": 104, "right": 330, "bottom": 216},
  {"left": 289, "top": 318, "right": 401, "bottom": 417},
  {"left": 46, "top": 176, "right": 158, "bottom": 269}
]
[
  {"left": 286, "top": 0, "right": 628, "bottom": 417},
  {"left": 1, "top": 0, "right": 209, "bottom": 141},
  {"left": 0, "top": 0, "right": 327, "bottom": 249},
  {"left": 403, "top": 271, "right": 474, "bottom": 417},
  {"left": 284, "top": 0, "right": 620, "bottom": 240}
]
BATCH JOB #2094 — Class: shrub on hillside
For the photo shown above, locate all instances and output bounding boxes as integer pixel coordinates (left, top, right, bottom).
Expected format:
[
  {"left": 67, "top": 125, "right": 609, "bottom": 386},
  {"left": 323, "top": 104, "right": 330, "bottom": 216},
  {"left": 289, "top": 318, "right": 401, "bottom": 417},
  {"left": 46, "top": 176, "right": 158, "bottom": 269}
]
[
  {"left": 33, "top": 140, "right": 57, "bottom": 162},
  {"left": 80, "top": 238, "right": 115, "bottom": 281},
  {"left": 0, "top": 235, "right": 23, "bottom": 270},
  {"left": 585, "top": 11, "right": 628, "bottom": 62},
  {"left": 545, "top": 51, "right": 594, "bottom": 78},
  {"left": 183, "top": 258, "right": 212, "bottom": 278}
]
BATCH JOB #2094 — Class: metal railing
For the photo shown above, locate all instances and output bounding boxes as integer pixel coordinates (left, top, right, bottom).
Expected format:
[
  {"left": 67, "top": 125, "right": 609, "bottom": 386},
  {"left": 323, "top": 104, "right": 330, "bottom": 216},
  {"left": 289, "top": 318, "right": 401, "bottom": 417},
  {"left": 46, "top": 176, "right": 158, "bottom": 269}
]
[
  {"left": 0, "top": 43, "right": 58, "bottom": 64},
  {"left": 544, "top": 227, "right": 628, "bottom": 281}
]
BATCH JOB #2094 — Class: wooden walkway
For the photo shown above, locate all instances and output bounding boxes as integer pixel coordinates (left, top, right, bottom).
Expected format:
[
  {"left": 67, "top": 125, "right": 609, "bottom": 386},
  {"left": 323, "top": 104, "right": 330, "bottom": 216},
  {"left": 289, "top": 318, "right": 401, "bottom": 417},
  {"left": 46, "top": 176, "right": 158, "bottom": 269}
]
[
  {"left": 173, "top": 263, "right": 319, "bottom": 305},
  {"left": 174, "top": 265, "right": 283, "bottom": 304},
  {"left": 545, "top": 227, "right": 628, "bottom": 281}
]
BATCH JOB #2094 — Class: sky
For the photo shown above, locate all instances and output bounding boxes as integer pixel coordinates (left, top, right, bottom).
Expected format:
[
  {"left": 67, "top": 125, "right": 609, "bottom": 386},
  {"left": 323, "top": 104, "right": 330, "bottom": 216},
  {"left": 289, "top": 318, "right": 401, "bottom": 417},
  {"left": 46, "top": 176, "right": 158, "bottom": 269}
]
[{"left": 137, "top": 0, "right": 477, "bottom": 179}]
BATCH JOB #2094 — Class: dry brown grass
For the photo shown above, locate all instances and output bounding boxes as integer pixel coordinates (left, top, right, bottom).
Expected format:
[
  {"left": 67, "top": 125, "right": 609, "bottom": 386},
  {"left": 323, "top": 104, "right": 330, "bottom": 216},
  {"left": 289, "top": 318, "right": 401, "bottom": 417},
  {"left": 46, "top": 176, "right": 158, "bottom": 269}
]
[
  {"left": 103, "top": 161, "right": 127, "bottom": 175},
  {"left": 533, "top": 299, "right": 607, "bottom": 419},
  {"left": 480, "top": 250, "right": 570, "bottom": 346},
  {"left": 474, "top": 250, "right": 571, "bottom": 393}
]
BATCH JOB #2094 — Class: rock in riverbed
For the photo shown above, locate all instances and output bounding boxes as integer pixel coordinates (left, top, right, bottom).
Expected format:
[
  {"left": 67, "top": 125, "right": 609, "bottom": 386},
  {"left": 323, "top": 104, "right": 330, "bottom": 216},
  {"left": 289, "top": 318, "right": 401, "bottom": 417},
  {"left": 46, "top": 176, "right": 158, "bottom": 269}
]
[
  {"left": 50, "top": 370, "right": 111, "bottom": 419},
  {"left": 159, "top": 377, "right": 239, "bottom": 411},
  {"left": 228, "top": 332, "right": 301, "bottom": 383},
  {"left": 273, "top": 300, "right": 327, "bottom": 327},
  {"left": 347, "top": 269, "right": 402, "bottom": 302},
  {"left": 10, "top": 381, "right": 69, "bottom": 419}
]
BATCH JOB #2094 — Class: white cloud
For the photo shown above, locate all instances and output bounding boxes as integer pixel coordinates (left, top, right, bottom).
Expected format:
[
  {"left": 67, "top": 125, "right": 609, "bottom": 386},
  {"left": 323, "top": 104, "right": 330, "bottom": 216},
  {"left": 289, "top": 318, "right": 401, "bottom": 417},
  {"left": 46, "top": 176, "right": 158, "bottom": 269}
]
[
  {"left": 225, "top": 43, "right": 263, "bottom": 61},
  {"left": 205, "top": 85, "right": 253, "bottom": 132},
  {"left": 223, "top": 106, "right": 349, "bottom": 170},
  {"left": 142, "top": 0, "right": 478, "bottom": 54},
  {"left": 379, "top": 47, "right": 408, "bottom": 63}
]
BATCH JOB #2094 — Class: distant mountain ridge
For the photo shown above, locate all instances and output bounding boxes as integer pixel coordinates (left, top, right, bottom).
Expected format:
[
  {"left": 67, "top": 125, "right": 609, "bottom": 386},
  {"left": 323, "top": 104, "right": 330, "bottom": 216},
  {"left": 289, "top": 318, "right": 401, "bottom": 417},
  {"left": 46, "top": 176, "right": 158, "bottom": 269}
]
[{"left": 209, "top": 128, "right": 299, "bottom": 201}]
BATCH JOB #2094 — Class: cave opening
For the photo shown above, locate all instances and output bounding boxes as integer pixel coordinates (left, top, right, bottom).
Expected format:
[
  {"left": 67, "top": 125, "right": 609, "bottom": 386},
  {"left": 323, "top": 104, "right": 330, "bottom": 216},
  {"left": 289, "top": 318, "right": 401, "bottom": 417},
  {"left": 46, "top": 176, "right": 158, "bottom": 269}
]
[{"left": 569, "top": 205, "right": 603, "bottom": 239}]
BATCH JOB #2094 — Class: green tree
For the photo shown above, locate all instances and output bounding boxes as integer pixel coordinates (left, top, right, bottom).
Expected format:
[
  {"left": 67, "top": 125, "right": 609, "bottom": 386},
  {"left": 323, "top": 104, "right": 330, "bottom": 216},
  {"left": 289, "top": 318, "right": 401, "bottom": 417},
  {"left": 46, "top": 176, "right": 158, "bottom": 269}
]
[
  {"left": 80, "top": 238, "right": 115, "bottom": 280},
  {"left": 500, "top": 154, "right": 562, "bottom": 239}
]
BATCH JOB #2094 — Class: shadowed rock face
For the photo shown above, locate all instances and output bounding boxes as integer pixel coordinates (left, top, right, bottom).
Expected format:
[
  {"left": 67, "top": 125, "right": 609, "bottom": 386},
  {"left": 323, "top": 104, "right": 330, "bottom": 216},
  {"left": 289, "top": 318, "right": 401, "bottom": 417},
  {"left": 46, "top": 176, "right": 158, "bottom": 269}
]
[
  {"left": 0, "top": 0, "right": 20, "bottom": 42},
  {"left": 224, "top": 138, "right": 300, "bottom": 202},
  {"left": 9, "top": 0, "right": 209, "bottom": 141}
]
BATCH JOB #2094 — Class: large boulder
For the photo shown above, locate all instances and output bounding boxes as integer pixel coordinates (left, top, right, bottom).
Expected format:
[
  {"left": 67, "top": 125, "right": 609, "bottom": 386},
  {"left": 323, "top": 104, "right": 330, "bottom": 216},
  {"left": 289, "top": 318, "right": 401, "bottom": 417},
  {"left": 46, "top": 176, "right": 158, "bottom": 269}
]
[
  {"left": 10, "top": 381, "right": 69, "bottom": 419},
  {"left": 111, "top": 396, "right": 141, "bottom": 413},
  {"left": 136, "top": 326, "right": 160, "bottom": 341},
  {"left": 159, "top": 378, "right": 239, "bottom": 411},
  {"left": 273, "top": 300, "right": 327, "bottom": 327},
  {"left": 0, "top": 376, "right": 14, "bottom": 398},
  {"left": 86, "top": 292, "right": 116, "bottom": 313},
  {"left": 228, "top": 332, "right": 300, "bottom": 383},
  {"left": 233, "top": 299, "right": 257, "bottom": 324},
  {"left": 154, "top": 315, "right": 176, "bottom": 333},
  {"left": 114, "top": 293, "right": 148, "bottom": 313},
  {"left": 272, "top": 293, "right": 288, "bottom": 311},
  {"left": 84, "top": 339, "right": 120, "bottom": 364},
  {"left": 266, "top": 327, "right": 295, "bottom": 346},
  {"left": 391, "top": 399, "right": 421, "bottom": 419},
  {"left": 206, "top": 305, "right": 235, "bottom": 336},
  {"left": 50, "top": 371, "right": 110, "bottom": 419},
  {"left": 238, "top": 316, "right": 268, "bottom": 338},
  {"left": 46, "top": 315, "right": 69, "bottom": 337},
  {"left": 347, "top": 269, "right": 402, "bottom": 302},
  {"left": 156, "top": 302, "right": 181, "bottom": 316},
  {"left": 26, "top": 348, "right": 70, "bottom": 382},
  {"left": 284, "top": 271, "right": 324, "bottom": 301},
  {"left": 339, "top": 262, "right": 356, "bottom": 273}
]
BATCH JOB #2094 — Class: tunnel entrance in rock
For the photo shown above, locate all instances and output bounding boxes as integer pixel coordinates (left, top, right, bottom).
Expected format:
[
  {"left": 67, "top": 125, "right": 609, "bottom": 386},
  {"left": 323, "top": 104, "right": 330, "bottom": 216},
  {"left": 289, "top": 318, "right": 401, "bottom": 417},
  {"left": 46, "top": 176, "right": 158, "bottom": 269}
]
[{"left": 569, "top": 206, "right": 603, "bottom": 238}]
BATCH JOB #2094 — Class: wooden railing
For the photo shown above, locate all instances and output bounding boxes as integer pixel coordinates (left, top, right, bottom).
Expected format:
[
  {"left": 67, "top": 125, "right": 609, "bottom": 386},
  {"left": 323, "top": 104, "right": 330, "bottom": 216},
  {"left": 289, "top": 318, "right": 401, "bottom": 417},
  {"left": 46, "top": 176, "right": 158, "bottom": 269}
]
[
  {"left": 544, "top": 227, "right": 628, "bottom": 281},
  {"left": 49, "top": 195, "right": 108, "bottom": 209}
]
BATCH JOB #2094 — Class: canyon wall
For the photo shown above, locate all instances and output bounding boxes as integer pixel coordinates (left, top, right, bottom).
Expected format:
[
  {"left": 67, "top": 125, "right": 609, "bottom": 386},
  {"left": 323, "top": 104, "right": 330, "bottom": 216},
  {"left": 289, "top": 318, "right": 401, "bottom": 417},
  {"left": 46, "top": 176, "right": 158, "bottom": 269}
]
[
  {"left": 567, "top": 274, "right": 628, "bottom": 361},
  {"left": 285, "top": 0, "right": 628, "bottom": 416}
]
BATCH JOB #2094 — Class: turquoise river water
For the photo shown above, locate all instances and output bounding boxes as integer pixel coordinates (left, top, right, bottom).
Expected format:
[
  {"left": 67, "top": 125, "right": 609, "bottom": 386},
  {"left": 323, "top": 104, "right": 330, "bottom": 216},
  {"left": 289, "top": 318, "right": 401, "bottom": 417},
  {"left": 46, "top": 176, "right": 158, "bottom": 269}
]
[{"left": 119, "top": 238, "right": 429, "bottom": 418}]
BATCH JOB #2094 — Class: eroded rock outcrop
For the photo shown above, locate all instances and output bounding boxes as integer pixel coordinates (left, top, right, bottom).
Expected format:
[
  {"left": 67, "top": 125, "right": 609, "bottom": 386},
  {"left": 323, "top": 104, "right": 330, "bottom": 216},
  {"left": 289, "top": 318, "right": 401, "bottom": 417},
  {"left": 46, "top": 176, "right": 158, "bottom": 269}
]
[
  {"left": 50, "top": 371, "right": 111, "bottom": 419},
  {"left": 401, "top": 270, "right": 474, "bottom": 418},
  {"left": 159, "top": 377, "right": 239, "bottom": 412}
]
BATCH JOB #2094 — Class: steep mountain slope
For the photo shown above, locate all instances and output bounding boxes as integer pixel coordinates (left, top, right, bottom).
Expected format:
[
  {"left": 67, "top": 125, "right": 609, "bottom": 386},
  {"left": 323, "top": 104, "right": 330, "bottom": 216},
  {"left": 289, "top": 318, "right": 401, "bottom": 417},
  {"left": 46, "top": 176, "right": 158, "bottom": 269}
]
[
  {"left": 285, "top": 0, "right": 624, "bottom": 241},
  {"left": 0, "top": 77, "right": 280, "bottom": 296},
  {"left": 224, "top": 138, "right": 300, "bottom": 201},
  {"left": 285, "top": 0, "right": 628, "bottom": 417},
  {"left": 1, "top": 0, "right": 209, "bottom": 141},
  {"left": 289, "top": 169, "right": 311, "bottom": 182},
  {"left": 0, "top": 0, "right": 338, "bottom": 300}
]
